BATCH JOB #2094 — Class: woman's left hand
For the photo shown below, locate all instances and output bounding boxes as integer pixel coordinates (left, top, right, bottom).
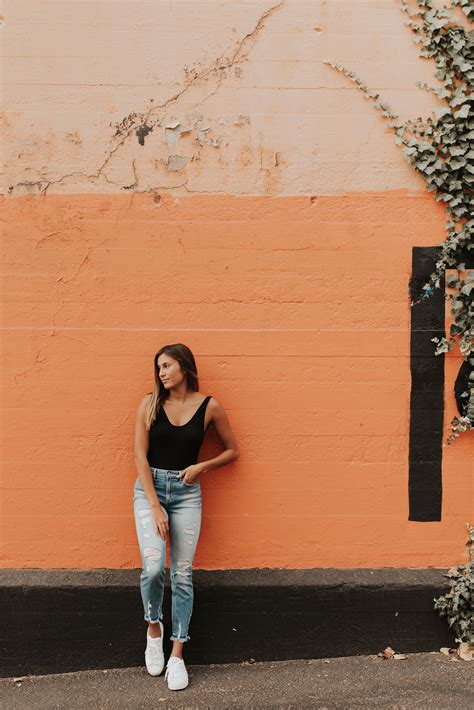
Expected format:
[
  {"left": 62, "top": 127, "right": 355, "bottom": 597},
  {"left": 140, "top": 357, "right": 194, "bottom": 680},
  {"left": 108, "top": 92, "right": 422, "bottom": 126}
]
[{"left": 180, "top": 464, "right": 205, "bottom": 485}]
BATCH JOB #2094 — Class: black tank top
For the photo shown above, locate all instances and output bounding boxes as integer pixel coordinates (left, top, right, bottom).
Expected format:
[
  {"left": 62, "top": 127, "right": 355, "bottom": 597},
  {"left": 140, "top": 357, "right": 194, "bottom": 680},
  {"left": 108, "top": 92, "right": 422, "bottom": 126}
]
[{"left": 147, "top": 395, "right": 212, "bottom": 470}]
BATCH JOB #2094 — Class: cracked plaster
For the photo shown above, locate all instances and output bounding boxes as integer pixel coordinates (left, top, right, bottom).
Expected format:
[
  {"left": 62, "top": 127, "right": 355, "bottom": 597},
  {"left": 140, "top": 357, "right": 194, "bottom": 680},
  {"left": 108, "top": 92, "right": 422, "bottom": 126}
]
[{"left": 2, "top": 0, "right": 441, "bottom": 196}]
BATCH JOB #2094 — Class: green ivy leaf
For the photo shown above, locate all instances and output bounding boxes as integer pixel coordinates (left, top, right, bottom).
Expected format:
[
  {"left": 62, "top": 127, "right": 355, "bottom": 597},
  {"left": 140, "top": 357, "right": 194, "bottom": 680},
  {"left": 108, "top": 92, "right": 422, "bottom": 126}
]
[
  {"left": 454, "top": 104, "right": 470, "bottom": 119},
  {"left": 327, "top": 0, "right": 473, "bottom": 440}
]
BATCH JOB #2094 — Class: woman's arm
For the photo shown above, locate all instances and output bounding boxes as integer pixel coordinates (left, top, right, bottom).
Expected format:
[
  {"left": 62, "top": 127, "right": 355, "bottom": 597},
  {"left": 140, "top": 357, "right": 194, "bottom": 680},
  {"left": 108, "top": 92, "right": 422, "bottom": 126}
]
[
  {"left": 134, "top": 395, "right": 170, "bottom": 540},
  {"left": 199, "top": 397, "right": 240, "bottom": 473},
  {"left": 134, "top": 395, "right": 161, "bottom": 509}
]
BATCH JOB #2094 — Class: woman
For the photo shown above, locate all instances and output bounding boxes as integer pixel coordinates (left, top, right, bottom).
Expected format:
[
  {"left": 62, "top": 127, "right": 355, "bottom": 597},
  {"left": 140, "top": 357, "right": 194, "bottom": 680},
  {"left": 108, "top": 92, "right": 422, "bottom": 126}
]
[{"left": 133, "top": 343, "right": 239, "bottom": 690}]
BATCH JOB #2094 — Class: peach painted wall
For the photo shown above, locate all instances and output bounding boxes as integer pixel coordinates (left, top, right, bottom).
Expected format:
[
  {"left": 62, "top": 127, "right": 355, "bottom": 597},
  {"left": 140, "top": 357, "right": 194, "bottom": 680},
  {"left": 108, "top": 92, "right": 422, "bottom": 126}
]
[{"left": 1, "top": 1, "right": 473, "bottom": 568}]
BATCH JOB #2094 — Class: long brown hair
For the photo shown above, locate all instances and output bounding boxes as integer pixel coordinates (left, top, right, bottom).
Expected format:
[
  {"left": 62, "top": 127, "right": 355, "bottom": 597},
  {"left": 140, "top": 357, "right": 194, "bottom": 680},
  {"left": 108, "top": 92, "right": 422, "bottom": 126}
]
[{"left": 145, "top": 343, "right": 199, "bottom": 430}]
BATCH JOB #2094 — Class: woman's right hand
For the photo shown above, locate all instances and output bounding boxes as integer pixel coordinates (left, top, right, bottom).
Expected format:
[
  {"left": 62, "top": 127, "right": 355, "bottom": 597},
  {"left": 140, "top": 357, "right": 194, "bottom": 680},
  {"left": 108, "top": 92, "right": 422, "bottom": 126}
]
[{"left": 152, "top": 504, "right": 169, "bottom": 541}]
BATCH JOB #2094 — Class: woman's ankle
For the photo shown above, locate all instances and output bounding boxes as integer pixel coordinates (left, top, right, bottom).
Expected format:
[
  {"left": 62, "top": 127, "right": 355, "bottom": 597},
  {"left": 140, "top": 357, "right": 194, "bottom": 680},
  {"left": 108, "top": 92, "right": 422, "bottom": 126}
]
[{"left": 148, "top": 621, "right": 162, "bottom": 638}]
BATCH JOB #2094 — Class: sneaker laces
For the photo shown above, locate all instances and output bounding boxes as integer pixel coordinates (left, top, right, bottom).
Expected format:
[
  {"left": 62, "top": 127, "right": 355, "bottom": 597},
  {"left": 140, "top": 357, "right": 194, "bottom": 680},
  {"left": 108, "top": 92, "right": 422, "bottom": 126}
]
[
  {"left": 165, "top": 656, "right": 185, "bottom": 680},
  {"left": 146, "top": 637, "right": 163, "bottom": 663}
]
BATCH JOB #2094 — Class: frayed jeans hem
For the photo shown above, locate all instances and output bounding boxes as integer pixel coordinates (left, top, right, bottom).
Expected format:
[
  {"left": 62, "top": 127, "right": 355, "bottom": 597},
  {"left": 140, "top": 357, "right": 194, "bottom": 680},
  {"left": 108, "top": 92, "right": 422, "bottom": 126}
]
[
  {"left": 144, "top": 614, "right": 163, "bottom": 624},
  {"left": 170, "top": 635, "right": 190, "bottom": 643}
]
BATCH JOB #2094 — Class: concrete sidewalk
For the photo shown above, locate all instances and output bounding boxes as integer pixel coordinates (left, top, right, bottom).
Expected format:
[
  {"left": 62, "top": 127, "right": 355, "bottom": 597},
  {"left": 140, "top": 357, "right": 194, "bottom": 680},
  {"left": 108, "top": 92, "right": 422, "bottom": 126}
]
[
  {"left": 1, "top": 568, "right": 457, "bottom": 677},
  {"left": 1, "top": 652, "right": 472, "bottom": 709}
]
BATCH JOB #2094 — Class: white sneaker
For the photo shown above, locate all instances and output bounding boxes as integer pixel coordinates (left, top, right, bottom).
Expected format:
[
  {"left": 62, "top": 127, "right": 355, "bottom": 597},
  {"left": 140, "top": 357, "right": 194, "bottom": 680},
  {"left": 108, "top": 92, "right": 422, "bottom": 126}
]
[
  {"left": 145, "top": 620, "right": 164, "bottom": 676},
  {"left": 165, "top": 655, "right": 189, "bottom": 690}
]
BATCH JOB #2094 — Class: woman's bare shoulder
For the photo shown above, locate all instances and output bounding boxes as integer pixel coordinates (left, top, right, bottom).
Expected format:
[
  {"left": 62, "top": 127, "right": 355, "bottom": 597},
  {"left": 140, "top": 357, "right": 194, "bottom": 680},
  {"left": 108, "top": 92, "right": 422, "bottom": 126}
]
[
  {"left": 206, "top": 396, "right": 224, "bottom": 412},
  {"left": 138, "top": 393, "right": 153, "bottom": 410}
]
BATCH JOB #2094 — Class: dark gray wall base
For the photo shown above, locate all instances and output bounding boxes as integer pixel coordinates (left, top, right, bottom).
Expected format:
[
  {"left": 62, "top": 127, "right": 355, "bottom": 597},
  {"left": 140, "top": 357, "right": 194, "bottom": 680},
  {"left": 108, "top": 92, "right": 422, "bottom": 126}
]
[{"left": 0, "top": 568, "right": 455, "bottom": 677}]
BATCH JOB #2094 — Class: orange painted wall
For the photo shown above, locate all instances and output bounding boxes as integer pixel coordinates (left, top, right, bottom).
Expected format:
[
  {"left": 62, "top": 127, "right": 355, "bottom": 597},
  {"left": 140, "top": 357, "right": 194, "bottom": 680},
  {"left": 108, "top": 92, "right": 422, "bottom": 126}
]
[
  {"left": 2, "top": 0, "right": 473, "bottom": 569},
  {"left": 2, "top": 192, "right": 472, "bottom": 568}
]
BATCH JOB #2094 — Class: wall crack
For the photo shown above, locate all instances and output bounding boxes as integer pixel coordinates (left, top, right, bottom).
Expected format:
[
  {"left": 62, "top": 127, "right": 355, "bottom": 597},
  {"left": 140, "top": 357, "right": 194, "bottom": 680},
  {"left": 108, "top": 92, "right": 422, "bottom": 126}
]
[{"left": 5, "top": 1, "right": 285, "bottom": 196}]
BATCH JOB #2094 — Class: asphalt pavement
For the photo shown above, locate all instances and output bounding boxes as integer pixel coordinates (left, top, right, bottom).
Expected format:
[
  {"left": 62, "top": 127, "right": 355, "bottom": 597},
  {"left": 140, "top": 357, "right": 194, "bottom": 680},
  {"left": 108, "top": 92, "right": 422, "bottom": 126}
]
[{"left": 1, "top": 652, "right": 472, "bottom": 709}]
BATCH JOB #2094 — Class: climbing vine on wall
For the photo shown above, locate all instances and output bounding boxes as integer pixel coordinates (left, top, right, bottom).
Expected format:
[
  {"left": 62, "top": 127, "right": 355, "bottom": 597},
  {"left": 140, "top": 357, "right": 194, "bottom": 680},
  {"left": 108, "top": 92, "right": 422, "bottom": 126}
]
[
  {"left": 433, "top": 522, "right": 474, "bottom": 653},
  {"left": 324, "top": 0, "right": 473, "bottom": 444}
]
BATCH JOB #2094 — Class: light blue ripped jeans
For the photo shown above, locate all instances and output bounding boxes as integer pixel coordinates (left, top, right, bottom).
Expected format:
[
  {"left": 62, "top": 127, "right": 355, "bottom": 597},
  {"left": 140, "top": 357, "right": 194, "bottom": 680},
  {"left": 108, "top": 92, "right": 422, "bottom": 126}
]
[{"left": 133, "top": 467, "right": 202, "bottom": 643}]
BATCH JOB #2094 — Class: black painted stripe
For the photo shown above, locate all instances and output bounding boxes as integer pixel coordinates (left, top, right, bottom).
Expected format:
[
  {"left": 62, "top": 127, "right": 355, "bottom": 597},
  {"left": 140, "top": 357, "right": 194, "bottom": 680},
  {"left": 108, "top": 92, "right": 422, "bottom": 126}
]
[
  {"left": 408, "top": 246, "right": 474, "bottom": 522},
  {"left": 408, "top": 247, "right": 445, "bottom": 522}
]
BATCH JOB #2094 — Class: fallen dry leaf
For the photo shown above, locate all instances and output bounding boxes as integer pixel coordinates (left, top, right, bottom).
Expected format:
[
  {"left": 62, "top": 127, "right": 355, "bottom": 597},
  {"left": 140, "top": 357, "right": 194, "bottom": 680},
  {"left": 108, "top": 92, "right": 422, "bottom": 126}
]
[
  {"left": 440, "top": 644, "right": 472, "bottom": 660},
  {"left": 377, "top": 647, "right": 407, "bottom": 660},
  {"left": 457, "top": 642, "right": 474, "bottom": 661},
  {"left": 378, "top": 646, "right": 395, "bottom": 659}
]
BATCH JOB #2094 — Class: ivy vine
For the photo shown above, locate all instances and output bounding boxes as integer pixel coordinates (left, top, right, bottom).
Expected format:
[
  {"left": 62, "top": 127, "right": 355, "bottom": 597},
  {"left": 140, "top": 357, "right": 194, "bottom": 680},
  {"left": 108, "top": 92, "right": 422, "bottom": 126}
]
[
  {"left": 433, "top": 522, "right": 473, "bottom": 652},
  {"left": 324, "top": 0, "right": 473, "bottom": 444}
]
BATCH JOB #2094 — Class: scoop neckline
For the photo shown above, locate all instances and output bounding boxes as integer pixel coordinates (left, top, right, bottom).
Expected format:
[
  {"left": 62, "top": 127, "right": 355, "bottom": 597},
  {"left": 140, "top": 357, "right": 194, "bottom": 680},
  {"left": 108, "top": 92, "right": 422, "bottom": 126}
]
[{"left": 160, "top": 395, "right": 209, "bottom": 428}]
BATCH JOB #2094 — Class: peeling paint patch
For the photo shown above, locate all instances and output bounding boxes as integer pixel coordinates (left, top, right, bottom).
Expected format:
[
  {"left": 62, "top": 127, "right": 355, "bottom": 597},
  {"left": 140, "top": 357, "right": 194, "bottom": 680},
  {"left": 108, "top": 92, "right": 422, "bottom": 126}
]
[
  {"left": 136, "top": 123, "right": 153, "bottom": 146},
  {"left": 194, "top": 120, "right": 212, "bottom": 145},
  {"left": 193, "top": 119, "right": 223, "bottom": 148},
  {"left": 165, "top": 121, "right": 192, "bottom": 146},
  {"left": 167, "top": 155, "right": 191, "bottom": 172},
  {"left": 114, "top": 112, "right": 143, "bottom": 136}
]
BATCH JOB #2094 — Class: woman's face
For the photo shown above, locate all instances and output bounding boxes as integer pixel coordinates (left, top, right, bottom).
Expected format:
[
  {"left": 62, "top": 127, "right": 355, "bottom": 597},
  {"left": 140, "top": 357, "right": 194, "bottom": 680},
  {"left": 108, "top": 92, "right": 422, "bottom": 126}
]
[{"left": 157, "top": 353, "right": 186, "bottom": 389}]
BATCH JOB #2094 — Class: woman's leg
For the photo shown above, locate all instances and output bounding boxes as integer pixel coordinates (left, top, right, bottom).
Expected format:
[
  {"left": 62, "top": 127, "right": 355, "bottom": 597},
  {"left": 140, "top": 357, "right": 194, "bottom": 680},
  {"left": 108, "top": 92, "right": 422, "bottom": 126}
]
[
  {"left": 168, "top": 481, "right": 202, "bottom": 657},
  {"left": 133, "top": 481, "right": 167, "bottom": 633}
]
